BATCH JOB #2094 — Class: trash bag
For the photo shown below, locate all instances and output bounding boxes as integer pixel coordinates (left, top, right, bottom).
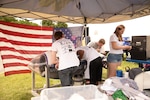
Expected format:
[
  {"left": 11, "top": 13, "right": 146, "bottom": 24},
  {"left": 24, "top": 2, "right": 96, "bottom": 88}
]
[{"left": 128, "top": 68, "right": 143, "bottom": 80}]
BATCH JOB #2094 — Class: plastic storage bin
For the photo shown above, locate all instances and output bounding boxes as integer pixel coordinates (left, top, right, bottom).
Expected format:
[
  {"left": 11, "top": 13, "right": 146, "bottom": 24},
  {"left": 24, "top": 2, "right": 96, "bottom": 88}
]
[
  {"left": 40, "top": 85, "right": 108, "bottom": 100},
  {"left": 31, "top": 96, "right": 40, "bottom": 100}
]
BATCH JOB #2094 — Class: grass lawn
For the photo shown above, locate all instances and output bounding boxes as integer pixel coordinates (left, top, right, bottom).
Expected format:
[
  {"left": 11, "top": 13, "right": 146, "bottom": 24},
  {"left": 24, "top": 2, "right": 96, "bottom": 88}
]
[{"left": 0, "top": 61, "right": 138, "bottom": 100}]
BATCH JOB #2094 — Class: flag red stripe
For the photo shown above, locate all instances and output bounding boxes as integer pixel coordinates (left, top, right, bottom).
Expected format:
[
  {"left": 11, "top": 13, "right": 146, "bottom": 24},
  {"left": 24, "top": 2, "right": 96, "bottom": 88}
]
[
  {"left": 0, "top": 38, "right": 52, "bottom": 46},
  {"left": 0, "top": 28, "right": 52, "bottom": 39},
  {"left": 3, "top": 63, "right": 28, "bottom": 68},
  {"left": 4, "top": 70, "right": 31, "bottom": 76},
  {"left": 0, "top": 46, "right": 47, "bottom": 54},
  {"left": 2, "top": 55, "right": 32, "bottom": 61},
  {"left": 0, "top": 21, "right": 53, "bottom": 76}
]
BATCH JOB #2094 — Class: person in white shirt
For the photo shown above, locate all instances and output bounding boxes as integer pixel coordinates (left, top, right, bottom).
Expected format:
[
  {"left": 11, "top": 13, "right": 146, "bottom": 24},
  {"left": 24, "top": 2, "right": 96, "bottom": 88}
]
[
  {"left": 76, "top": 46, "right": 103, "bottom": 85},
  {"left": 87, "top": 38, "right": 106, "bottom": 55},
  {"left": 51, "top": 31, "right": 80, "bottom": 86},
  {"left": 107, "top": 25, "right": 132, "bottom": 78}
]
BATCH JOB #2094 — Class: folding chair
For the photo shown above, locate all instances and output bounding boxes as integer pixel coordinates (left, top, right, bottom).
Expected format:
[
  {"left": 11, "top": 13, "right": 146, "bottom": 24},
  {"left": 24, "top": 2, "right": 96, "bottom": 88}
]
[{"left": 28, "top": 52, "right": 60, "bottom": 96}]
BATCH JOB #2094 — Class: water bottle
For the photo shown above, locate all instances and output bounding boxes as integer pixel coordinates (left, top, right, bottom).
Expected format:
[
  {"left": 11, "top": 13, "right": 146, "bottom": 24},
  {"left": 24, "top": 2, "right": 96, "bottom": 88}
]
[
  {"left": 124, "top": 66, "right": 130, "bottom": 78},
  {"left": 116, "top": 66, "right": 123, "bottom": 77}
]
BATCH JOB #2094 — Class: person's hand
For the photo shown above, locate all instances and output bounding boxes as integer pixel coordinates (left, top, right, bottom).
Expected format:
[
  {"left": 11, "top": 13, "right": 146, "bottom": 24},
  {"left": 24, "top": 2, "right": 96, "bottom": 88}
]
[
  {"left": 96, "top": 48, "right": 100, "bottom": 52},
  {"left": 55, "top": 62, "right": 59, "bottom": 69},
  {"left": 128, "top": 46, "right": 132, "bottom": 50},
  {"left": 126, "top": 46, "right": 132, "bottom": 50},
  {"left": 124, "top": 45, "right": 132, "bottom": 50}
]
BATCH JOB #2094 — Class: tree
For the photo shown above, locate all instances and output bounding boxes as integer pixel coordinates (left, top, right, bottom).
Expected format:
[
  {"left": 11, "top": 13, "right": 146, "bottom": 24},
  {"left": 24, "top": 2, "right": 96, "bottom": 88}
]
[
  {"left": 55, "top": 22, "right": 68, "bottom": 28},
  {"left": 0, "top": 16, "right": 17, "bottom": 22},
  {"left": 17, "top": 19, "right": 39, "bottom": 26},
  {"left": 0, "top": 17, "right": 68, "bottom": 27},
  {"left": 0, "top": 16, "right": 39, "bottom": 26},
  {"left": 42, "top": 20, "right": 68, "bottom": 28},
  {"left": 42, "top": 20, "right": 55, "bottom": 27}
]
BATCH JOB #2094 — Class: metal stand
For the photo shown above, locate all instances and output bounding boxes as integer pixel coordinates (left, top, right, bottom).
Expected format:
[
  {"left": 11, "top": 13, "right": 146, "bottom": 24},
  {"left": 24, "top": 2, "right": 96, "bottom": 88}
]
[{"left": 31, "top": 65, "right": 61, "bottom": 96}]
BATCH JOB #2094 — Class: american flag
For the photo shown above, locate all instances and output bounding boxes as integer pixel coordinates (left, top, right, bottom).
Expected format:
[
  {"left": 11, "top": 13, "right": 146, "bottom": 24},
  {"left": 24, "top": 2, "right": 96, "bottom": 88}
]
[
  {"left": 0, "top": 21, "right": 53, "bottom": 76},
  {"left": 54, "top": 26, "right": 84, "bottom": 48}
]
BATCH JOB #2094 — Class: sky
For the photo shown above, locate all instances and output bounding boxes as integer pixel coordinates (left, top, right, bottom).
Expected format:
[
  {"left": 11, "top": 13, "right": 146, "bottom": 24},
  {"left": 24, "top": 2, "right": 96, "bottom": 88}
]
[{"left": 67, "top": 15, "right": 150, "bottom": 51}]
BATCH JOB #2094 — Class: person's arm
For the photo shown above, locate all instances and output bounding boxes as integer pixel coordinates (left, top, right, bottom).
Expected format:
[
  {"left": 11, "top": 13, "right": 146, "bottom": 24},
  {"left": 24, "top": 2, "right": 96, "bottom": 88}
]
[
  {"left": 96, "top": 48, "right": 100, "bottom": 52},
  {"left": 100, "top": 46, "right": 106, "bottom": 55},
  {"left": 88, "top": 42, "right": 101, "bottom": 53},
  {"left": 76, "top": 50, "right": 84, "bottom": 60},
  {"left": 51, "top": 51, "right": 59, "bottom": 69},
  {"left": 87, "top": 42, "right": 94, "bottom": 47},
  {"left": 111, "top": 41, "right": 132, "bottom": 50}
]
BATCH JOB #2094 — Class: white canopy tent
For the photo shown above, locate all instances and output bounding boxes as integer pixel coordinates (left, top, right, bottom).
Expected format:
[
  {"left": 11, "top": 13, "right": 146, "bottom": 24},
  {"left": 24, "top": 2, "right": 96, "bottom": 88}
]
[
  {"left": 0, "top": 0, "right": 150, "bottom": 24},
  {"left": 0, "top": 0, "right": 150, "bottom": 73}
]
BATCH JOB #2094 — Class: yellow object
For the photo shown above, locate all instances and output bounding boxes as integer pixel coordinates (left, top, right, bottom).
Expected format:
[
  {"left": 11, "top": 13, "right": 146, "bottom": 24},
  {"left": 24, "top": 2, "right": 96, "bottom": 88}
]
[
  {"left": 82, "top": 39, "right": 85, "bottom": 46},
  {"left": 117, "top": 66, "right": 122, "bottom": 70}
]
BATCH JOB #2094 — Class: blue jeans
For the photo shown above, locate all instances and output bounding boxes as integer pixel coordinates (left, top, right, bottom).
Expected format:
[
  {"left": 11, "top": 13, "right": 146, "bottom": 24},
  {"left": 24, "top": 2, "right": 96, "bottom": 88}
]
[
  {"left": 107, "top": 53, "right": 122, "bottom": 63},
  {"left": 58, "top": 66, "right": 77, "bottom": 86}
]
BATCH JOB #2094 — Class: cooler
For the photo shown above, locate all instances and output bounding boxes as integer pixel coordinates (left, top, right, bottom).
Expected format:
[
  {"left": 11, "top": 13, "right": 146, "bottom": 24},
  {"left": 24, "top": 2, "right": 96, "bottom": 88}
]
[{"left": 130, "top": 36, "right": 150, "bottom": 60}]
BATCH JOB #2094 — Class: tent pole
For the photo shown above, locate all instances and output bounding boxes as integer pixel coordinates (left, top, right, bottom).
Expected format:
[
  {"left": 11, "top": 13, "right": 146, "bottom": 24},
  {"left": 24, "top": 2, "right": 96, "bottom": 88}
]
[
  {"left": 84, "top": 25, "right": 88, "bottom": 45},
  {"left": 84, "top": 17, "right": 88, "bottom": 45}
]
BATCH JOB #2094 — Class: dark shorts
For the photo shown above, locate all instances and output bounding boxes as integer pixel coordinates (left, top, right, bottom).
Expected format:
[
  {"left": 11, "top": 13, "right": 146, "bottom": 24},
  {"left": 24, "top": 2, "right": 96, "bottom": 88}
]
[{"left": 107, "top": 53, "right": 122, "bottom": 63}]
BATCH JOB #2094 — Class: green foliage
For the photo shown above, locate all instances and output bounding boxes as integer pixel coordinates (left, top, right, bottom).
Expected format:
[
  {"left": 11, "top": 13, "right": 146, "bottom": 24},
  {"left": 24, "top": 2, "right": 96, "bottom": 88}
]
[
  {"left": 0, "top": 17, "right": 68, "bottom": 27},
  {"left": 42, "top": 20, "right": 68, "bottom": 28},
  {"left": 0, "top": 16, "right": 17, "bottom": 22},
  {"left": 0, "top": 17, "right": 39, "bottom": 26},
  {"left": 17, "top": 19, "right": 39, "bottom": 26},
  {"left": 42, "top": 20, "right": 55, "bottom": 27},
  {"left": 55, "top": 22, "right": 68, "bottom": 28}
]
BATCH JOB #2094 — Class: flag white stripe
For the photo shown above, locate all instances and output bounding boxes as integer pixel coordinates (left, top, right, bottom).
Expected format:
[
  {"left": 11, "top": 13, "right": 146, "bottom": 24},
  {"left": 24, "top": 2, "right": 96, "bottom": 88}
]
[
  {"left": 5, "top": 67, "right": 30, "bottom": 72},
  {"left": 1, "top": 51, "right": 38, "bottom": 58},
  {"left": 3, "top": 59, "right": 30, "bottom": 64},
  {"left": 0, "top": 32, "right": 52, "bottom": 43},
  {"left": 0, "top": 42, "right": 51, "bottom": 51}
]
